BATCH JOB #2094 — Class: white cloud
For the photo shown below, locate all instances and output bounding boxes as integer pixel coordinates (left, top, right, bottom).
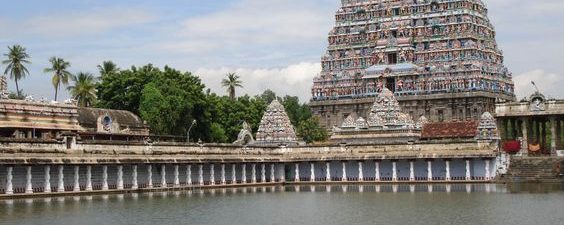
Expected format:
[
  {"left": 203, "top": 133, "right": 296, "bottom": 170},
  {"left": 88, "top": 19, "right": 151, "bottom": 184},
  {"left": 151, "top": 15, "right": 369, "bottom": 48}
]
[
  {"left": 513, "top": 70, "right": 563, "bottom": 100},
  {"left": 158, "top": 0, "right": 337, "bottom": 54},
  {"left": 196, "top": 62, "right": 321, "bottom": 102},
  {"left": 0, "top": 8, "right": 155, "bottom": 38}
]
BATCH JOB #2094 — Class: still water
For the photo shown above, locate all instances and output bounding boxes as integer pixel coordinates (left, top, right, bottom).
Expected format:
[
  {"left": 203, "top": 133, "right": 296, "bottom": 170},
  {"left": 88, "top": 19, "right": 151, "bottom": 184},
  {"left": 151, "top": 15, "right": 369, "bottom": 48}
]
[{"left": 1, "top": 184, "right": 563, "bottom": 225}]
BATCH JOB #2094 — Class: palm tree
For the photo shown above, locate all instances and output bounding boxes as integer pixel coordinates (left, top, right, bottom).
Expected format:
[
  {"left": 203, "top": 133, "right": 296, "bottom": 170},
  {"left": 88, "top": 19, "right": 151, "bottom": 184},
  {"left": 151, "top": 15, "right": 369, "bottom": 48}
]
[
  {"left": 67, "top": 72, "right": 97, "bottom": 107},
  {"left": 97, "top": 61, "right": 119, "bottom": 77},
  {"left": 221, "top": 72, "right": 243, "bottom": 100},
  {"left": 2, "top": 45, "right": 31, "bottom": 96},
  {"left": 44, "top": 57, "right": 72, "bottom": 101}
]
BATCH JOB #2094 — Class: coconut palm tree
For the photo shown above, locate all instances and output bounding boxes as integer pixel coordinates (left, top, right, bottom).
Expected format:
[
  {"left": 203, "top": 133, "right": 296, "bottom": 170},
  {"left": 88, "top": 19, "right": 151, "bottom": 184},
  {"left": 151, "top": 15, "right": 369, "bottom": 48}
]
[
  {"left": 221, "top": 72, "right": 243, "bottom": 100},
  {"left": 44, "top": 57, "right": 72, "bottom": 101},
  {"left": 67, "top": 72, "right": 97, "bottom": 107},
  {"left": 97, "top": 61, "right": 119, "bottom": 77},
  {"left": 2, "top": 45, "right": 31, "bottom": 96}
]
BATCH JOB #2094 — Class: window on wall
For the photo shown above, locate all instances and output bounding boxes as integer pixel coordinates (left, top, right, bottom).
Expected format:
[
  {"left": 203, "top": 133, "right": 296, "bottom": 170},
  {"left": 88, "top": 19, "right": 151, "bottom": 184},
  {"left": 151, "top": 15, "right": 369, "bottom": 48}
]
[{"left": 388, "top": 53, "right": 398, "bottom": 64}]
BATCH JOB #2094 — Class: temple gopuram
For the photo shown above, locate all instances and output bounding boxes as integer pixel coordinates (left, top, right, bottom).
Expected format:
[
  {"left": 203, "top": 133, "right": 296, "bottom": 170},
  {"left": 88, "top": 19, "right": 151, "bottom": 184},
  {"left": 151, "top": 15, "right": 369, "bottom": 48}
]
[
  {"left": 310, "top": 0, "right": 515, "bottom": 128},
  {"left": 254, "top": 100, "right": 299, "bottom": 146}
]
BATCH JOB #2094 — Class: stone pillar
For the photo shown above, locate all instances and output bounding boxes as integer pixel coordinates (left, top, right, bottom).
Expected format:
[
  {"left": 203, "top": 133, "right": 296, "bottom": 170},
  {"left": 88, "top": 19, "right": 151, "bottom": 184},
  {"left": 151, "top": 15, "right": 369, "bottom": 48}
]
[
  {"left": 102, "top": 165, "right": 108, "bottom": 191},
  {"left": 147, "top": 165, "right": 153, "bottom": 188},
  {"left": 241, "top": 164, "right": 247, "bottom": 184},
  {"left": 310, "top": 162, "right": 316, "bottom": 182},
  {"left": 174, "top": 165, "right": 180, "bottom": 187},
  {"left": 221, "top": 164, "right": 226, "bottom": 185},
  {"left": 44, "top": 165, "right": 51, "bottom": 193},
  {"left": 277, "top": 163, "right": 285, "bottom": 182},
  {"left": 261, "top": 164, "right": 266, "bottom": 183},
  {"left": 117, "top": 165, "right": 124, "bottom": 190},
  {"left": 73, "top": 166, "right": 80, "bottom": 192},
  {"left": 392, "top": 161, "right": 397, "bottom": 182},
  {"left": 270, "top": 164, "right": 275, "bottom": 183},
  {"left": 341, "top": 161, "right": 347, "bottom": 181},
  {"left": 521, "top": 118, "right": 529, "bottom": 155},
  {"left": 485, "top": 159, "right": 491, "bottom": 181},
  {"left": 210, "top": 164, "right": 215, "bottom": 185},
  {"left": 198, "top": 164, "right": 204, "bottom": 185},
  {"left": 445, "top": 160, "right": 451, "bottom": 181},
  {"left": 326, "top": 162, "right": 331, "bottom": 181},
  {"left": 186, "top": 165, "right": 192, "bottom": 185},
  {"left": 251, "top": 163, "right": 256, "bottom": 184},
  {"left": 409, "top": 160, "right": 415, "bottom": 181},
  {"left": 161, "top": 164, "right": 167, "bottom": 187},
  {"left": 358, "top": 161, "right": 364, "bottom": 181},
  {"left": 132, "top": 165, "right": 138, "bottom": 190},
  {"left": 427, "top": 160, "right": 433, "bottom": 181},
  {"left": 550, "top": 117, "right": 557, "bottom": 155},
  {"left": 465, "top": 159, "right": 471, "bottom": 181},
  {"left": 58, "top": 165, "right": 65, "bottom": 192},
  {"left": 86, "top": 165, "right": 92, "bottom": 191},
  {"left": 26, "top": 166, "right": 33, "bottom": 193},
  {"left": 5, "top": 166, "right": 13, "bottom": 194},
  {"left": 375, "top": 161, "right": 381, "bottom": 181},
  {"left": 231, "top": 164, "right": 236, "bottom": 184},
  {"left": 294, "top": 163, "right": 300, "bottom": 182}
]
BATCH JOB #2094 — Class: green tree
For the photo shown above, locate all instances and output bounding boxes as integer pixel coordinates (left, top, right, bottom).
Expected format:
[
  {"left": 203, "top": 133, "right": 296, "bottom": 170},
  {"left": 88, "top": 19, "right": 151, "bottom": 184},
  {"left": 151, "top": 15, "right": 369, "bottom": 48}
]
[
  {"left": 97, "top": 61, "right": 119, "bottom": 77},
  {"left": 97, "top": 64, "right": 159, "bottom": 114},
  {"left": 280, "top": 95, "right": 312, "bottom": 127},
  {"left": 221, "top": 72, "right": 243, "bottom": 100},
  {"left": 106, "top": 65, "right": 211, "bottom": 140},
  {"left": 258, "top": 89, "right": 277, "bottom": 103},
  {"left": 2, "top": 45, "right": 30, "bottom": 96},
  {"left": 297, "top": 117, "right": 328, "bottom": 144},
  {"left": 209, "top": 123, "right": 228, "bottom": 143},
  {"left": 139, "top": 83, "right": 170, "bottom": 134},
  {"left": 44, "top": 57, "right": 72, "bottom": 101},
  {"left": 67, "top": 72, "right": 97, "bottom": 107}
]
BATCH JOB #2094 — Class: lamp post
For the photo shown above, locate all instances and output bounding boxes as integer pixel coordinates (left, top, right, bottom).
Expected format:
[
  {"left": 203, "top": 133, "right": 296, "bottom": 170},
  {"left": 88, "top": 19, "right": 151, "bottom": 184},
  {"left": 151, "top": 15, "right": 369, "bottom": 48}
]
[{"left": 187, "top": 120, "right": 197, "bottom": 143}]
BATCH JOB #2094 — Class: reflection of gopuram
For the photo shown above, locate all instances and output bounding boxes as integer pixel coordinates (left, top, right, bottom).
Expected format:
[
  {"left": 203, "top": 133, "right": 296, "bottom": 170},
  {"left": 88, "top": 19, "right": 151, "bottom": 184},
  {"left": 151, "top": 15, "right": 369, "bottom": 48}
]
[{"left": 310, "top": 0, "right": 516, "bottom": 128}]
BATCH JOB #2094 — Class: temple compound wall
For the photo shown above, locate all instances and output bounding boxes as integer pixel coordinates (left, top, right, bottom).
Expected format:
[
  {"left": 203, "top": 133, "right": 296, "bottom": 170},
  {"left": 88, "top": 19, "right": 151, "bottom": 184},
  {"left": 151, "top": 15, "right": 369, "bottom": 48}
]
[{"left": 0, "top": 139, "right": 498, "bottom": 198}]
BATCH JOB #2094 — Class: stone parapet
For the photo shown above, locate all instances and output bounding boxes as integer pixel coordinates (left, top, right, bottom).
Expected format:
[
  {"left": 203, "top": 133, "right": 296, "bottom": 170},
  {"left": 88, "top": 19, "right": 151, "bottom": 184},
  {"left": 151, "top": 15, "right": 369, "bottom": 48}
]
[{"left": 0, "top": 139, "right": 497, "bottom": 165}]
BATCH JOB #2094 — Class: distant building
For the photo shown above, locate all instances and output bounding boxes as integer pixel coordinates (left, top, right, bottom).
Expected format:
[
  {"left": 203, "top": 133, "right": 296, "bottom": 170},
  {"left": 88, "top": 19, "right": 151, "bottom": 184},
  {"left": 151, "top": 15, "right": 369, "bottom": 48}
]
[
  {"left": 0, "top": 75, "right": 149, "bottom": 142},
  {"left": 310, "top": 0, "right": 515, "bottom": 128},
  {"left": 495, "top": 91, "right": 563, "bottom": 156}
]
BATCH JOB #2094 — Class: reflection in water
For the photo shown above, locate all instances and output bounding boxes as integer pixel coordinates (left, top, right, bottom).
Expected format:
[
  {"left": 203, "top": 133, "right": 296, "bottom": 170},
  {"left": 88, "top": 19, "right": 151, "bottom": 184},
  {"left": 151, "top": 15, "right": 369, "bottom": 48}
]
[
  {"left": 1, "top": 183, "right": 563, "bottom": 225},
  {"left": 3, "top": 183, "right": 540, "bottom": 206}
]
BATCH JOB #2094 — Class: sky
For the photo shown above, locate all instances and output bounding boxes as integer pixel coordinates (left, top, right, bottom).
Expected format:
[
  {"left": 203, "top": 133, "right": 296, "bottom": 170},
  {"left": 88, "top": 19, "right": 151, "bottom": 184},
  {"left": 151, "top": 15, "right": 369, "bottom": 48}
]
[{"left": 0, "top": 0, "right": 562, "bottom": 102}]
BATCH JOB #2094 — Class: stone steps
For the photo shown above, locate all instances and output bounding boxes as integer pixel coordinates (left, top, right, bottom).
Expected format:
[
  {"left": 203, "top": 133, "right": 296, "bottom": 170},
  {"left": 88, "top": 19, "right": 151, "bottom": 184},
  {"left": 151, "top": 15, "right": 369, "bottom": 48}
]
[{"left": 503, "top": 157, "right": 563, "bottom": 183}]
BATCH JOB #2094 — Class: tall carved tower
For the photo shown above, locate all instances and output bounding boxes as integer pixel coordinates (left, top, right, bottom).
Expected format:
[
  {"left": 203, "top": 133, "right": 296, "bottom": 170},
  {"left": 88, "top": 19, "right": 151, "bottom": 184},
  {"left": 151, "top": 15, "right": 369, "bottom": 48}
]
[{"left": 310, "top": 0, "right": 515, "bottom": 128}]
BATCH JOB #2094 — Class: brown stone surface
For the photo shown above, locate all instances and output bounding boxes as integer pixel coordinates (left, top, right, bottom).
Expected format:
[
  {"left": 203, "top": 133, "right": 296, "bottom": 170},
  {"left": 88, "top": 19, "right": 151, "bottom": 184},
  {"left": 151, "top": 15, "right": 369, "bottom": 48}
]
[{"left": 421, "top": 121, "right": 479, "bottom": 139}]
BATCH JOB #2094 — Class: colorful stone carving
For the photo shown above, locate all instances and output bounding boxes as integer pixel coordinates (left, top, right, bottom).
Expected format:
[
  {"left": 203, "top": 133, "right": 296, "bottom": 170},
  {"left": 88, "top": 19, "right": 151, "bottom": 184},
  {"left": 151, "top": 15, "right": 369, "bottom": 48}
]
[
  {"left": 476, "top": 112, "right": 499, "bottom": 140},
  {"left": 311, "top": 0, "right": 515, "bottom": 117},
  {"left": 0, "top": 75, "right": 8, "bottom": 99},
  {"left": 255, "top": 100, "right": 298, "bottom": 144},
  {"left": 339, "top": 87, "right": 415, "bottom": 130}
]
